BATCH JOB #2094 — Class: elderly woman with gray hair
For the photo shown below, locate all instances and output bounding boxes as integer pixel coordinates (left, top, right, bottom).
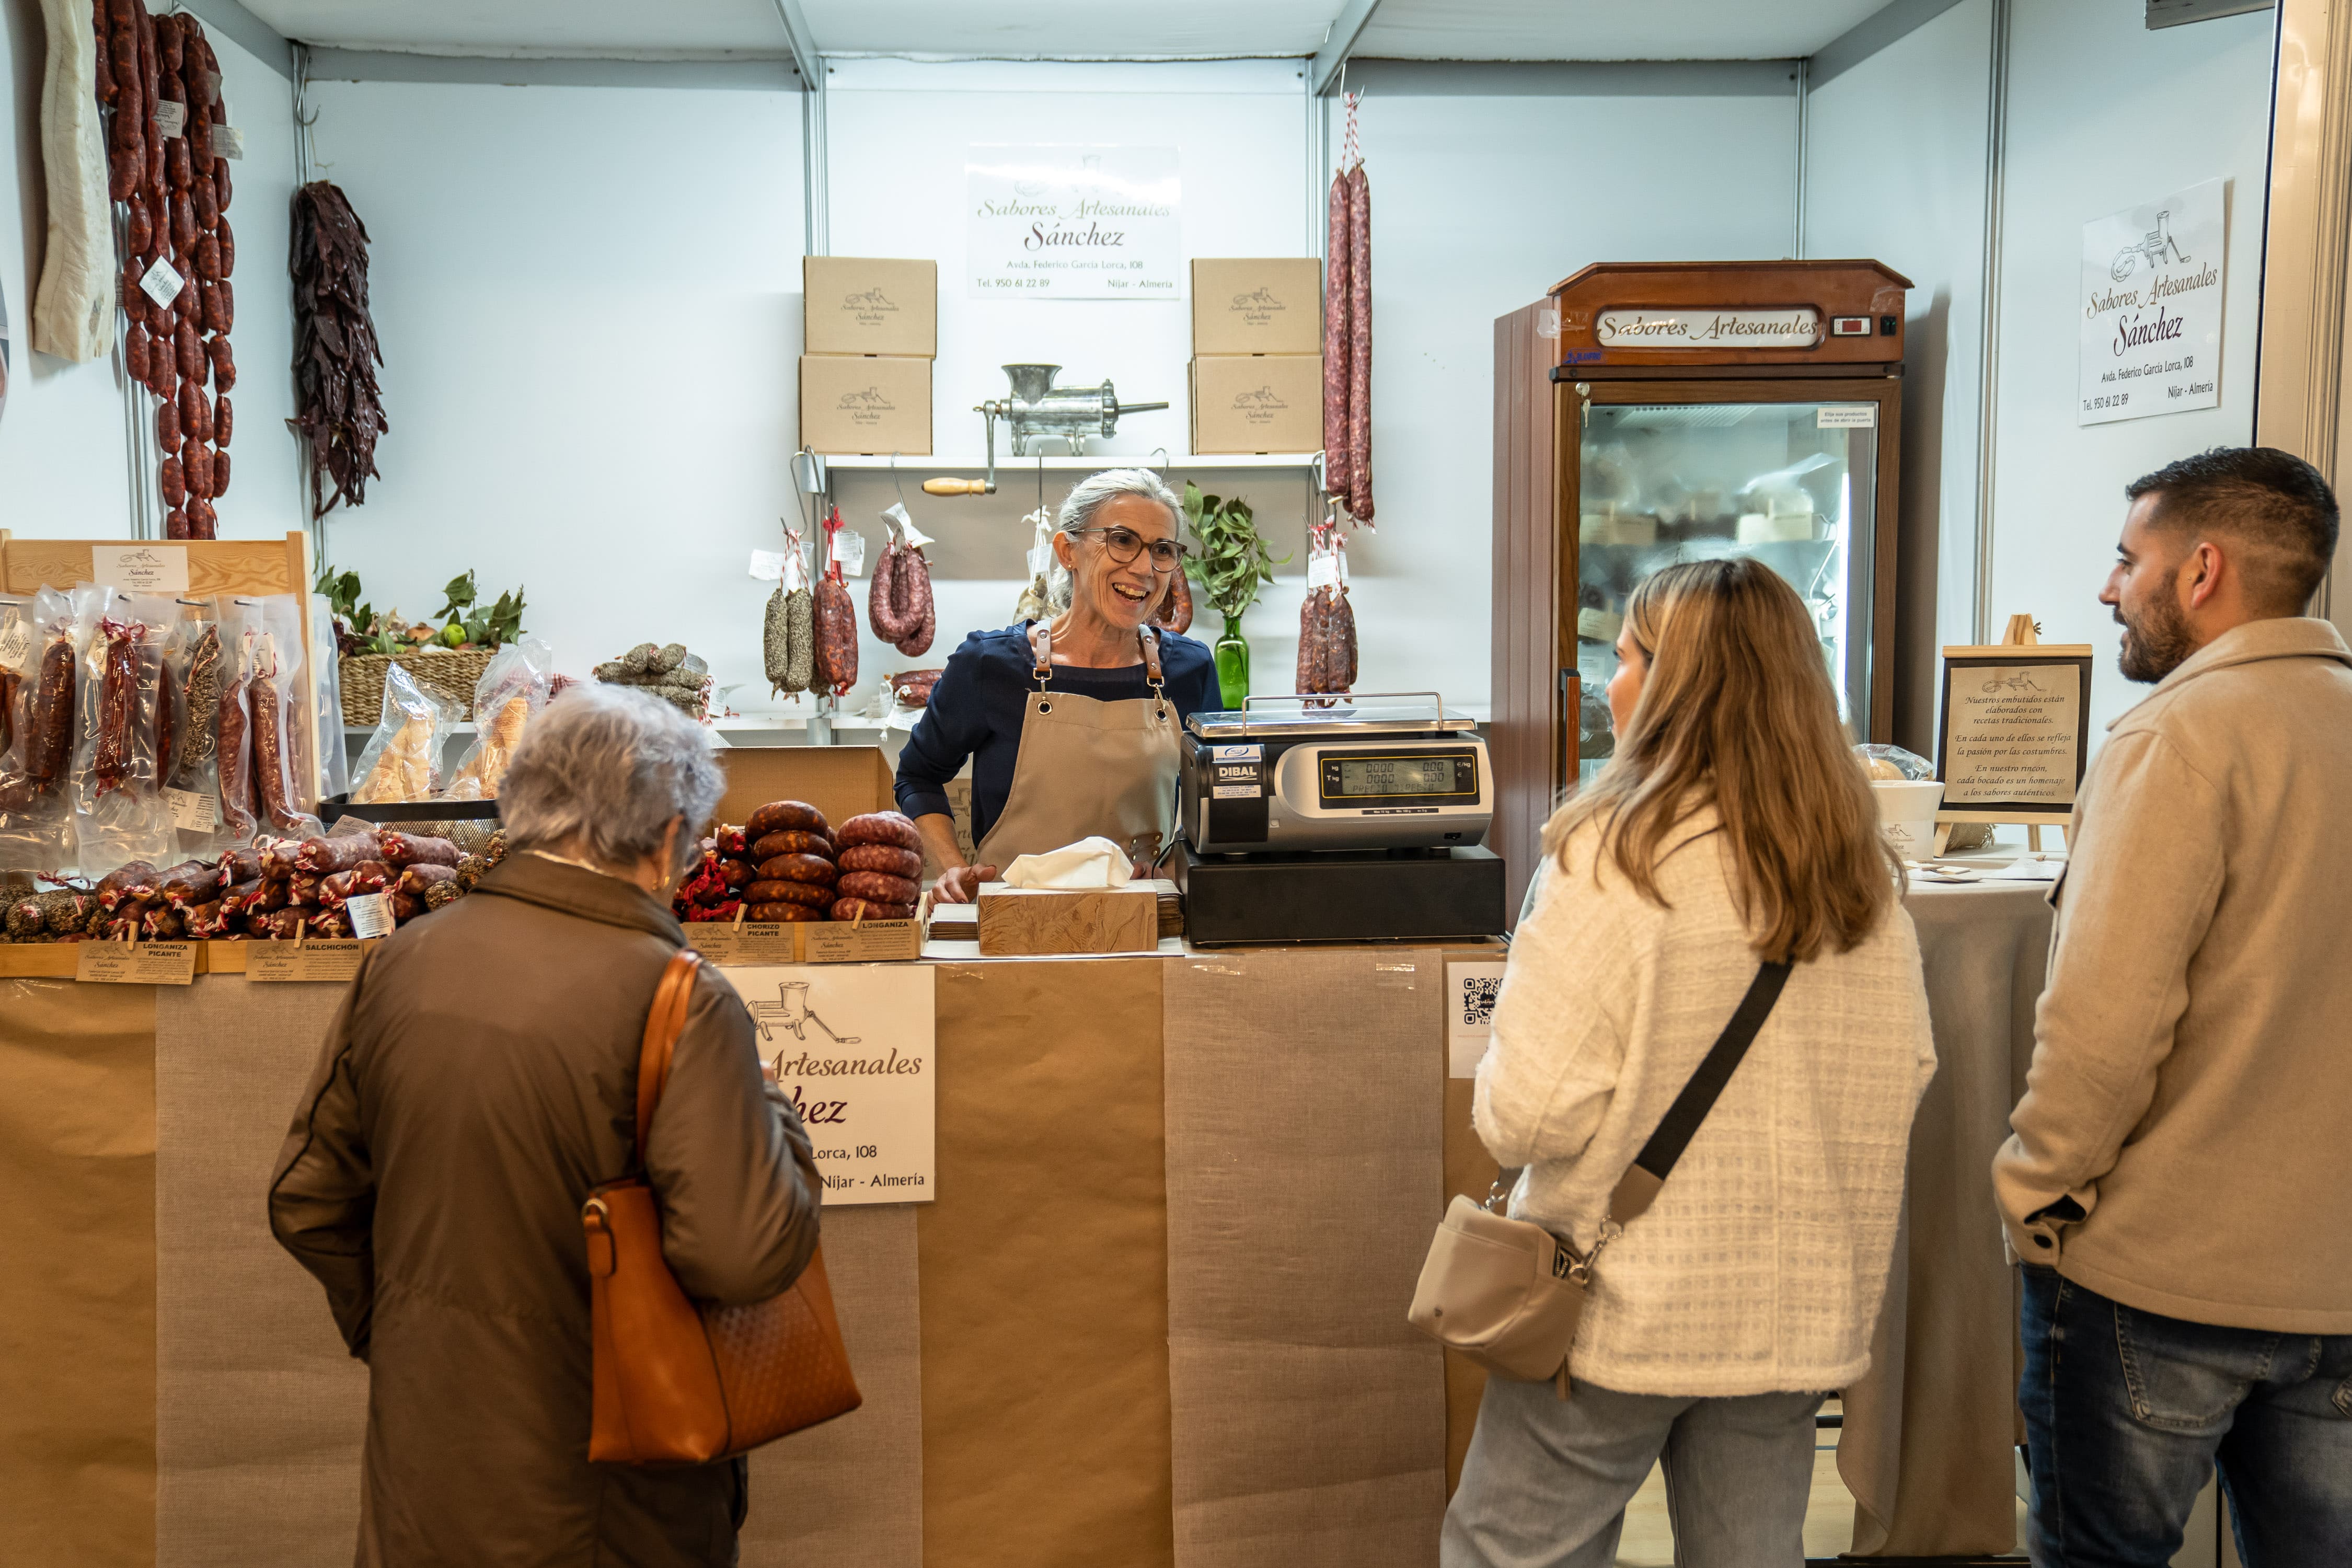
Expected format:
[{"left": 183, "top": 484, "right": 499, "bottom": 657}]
[
  {"left": 896, "top": 466, "right": 1220, "bottom": 901},
  {"left": 269, "top": 685, "right": 823, "bottom": 1568}
]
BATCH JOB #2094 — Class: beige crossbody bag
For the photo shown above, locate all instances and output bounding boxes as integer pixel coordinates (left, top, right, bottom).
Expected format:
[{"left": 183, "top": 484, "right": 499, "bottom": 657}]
[{"left": 1407, "top": 960, "right": 1792, "bottom": 1396}]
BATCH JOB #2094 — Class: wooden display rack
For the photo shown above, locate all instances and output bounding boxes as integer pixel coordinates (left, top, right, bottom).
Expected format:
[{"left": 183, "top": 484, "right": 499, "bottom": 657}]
[
  {"left": 0, "top": 530, "right": 325, "bottom": 805},
  {"left": 1932, "top": 614, "right": 2094, "bottom": 855}
]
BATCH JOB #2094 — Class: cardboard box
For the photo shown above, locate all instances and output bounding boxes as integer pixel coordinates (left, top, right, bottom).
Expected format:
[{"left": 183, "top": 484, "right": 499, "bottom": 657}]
[
  {"left": 800, "top": 355, "right": 932, "bottom": 456},
  {"left": 701, "top": 746, "right": 924, "bottom": 963},
  {"left": 1190, "top": 354, "right": 1323, "bottom": 455},
  {"left": 975, "top": 885, "right": 1160, "bottom": 956},
  {"left": 803, "top": 256, "right": 939, "bottom": 358},
  {"left": 1191, "top": 258, "right": 1324, "bottom": 355}
]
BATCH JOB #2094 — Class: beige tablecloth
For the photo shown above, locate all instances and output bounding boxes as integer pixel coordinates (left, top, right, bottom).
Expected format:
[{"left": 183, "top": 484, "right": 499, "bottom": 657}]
[{"left": 1841, "top": 880, "right": 2054, "bottom": 1557}]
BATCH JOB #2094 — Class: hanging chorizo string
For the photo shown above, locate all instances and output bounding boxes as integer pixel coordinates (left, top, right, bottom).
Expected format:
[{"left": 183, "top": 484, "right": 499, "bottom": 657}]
[
  {"left": 1323, "top": 91, "right": 1373, "bottom": 527},
  {"left": 94, "top": 3, "right": 237, "bottom": 539}
]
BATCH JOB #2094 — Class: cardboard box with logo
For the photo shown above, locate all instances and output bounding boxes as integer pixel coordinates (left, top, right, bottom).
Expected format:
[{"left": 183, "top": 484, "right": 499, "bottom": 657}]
[
  {"left": 803, "top": 257, "right": 939, "bottom": 358},
  {"left": 800, "top": 355, "right": 933, "bottom": 455},
  {"left": 1190, "top": 353, "right": 1322, "bottom": 455},
  {"left": 1191, "top": 258, "right": 1322, "bottom": 355}
]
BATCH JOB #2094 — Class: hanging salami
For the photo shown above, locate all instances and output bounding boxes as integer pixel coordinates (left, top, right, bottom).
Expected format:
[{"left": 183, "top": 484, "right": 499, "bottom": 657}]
[
  {"left": 1346, "top": 162, "right": 1373, "bottom": 524},
  {"left": 1322, "top": 168, "right": 1352, "bottom": 500}
]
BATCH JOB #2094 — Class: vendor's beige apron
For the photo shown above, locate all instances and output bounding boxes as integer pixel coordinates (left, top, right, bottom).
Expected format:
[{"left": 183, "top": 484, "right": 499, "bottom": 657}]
[{"left": 974, "top": 621, "right": 1182, "bottom": 870}]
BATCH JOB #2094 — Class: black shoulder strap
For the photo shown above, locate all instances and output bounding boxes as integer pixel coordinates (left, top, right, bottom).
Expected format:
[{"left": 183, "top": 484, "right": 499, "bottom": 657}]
[{"left": 1606, "top": 960, "right": 1792, "bottom": 1226}]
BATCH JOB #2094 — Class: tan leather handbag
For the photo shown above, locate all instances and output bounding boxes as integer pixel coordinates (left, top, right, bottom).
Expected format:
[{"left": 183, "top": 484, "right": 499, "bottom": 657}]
[
  {"left": 1409, "top": 960, "right": 1791, "bottom": 1396},
  {"left": 581, "top": 950, "right": 861, "bottom": 1463}
]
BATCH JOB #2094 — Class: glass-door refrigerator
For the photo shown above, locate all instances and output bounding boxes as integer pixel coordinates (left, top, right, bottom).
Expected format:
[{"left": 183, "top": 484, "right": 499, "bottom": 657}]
[{"left": 1490, "top": 260, "right": 1909, "bottom": 918}]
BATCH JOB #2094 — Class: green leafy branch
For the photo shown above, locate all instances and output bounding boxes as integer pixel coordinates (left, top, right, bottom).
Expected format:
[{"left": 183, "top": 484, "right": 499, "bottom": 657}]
[
  {"left": 1181, "top": 481, "right": 1287, "bottom": 621},
  {"left": 431, "top": 571, "right": 529, "bottom": 650}
]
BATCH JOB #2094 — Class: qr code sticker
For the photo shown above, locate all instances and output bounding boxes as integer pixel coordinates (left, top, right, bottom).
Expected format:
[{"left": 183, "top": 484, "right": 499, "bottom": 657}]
[{"left": 1460, "top": 975, "right": 1503, "bottom": 1028}]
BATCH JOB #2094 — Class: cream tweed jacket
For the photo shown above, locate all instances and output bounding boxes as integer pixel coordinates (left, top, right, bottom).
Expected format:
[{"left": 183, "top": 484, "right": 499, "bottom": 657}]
[{"left": 1477, "top": 810, "right": 1935, "bottom": 1397}]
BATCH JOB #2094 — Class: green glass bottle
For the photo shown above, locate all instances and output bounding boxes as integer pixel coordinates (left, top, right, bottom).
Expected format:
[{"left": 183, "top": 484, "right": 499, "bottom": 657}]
[{"left": 1213, "top": 614, "right": 1250, "bottom": 710}]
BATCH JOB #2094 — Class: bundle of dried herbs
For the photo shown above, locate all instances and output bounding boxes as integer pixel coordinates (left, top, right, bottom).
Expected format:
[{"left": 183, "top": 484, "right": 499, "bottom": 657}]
[{"left": 288, "top": 180, "right": 387, "bottom": 518}]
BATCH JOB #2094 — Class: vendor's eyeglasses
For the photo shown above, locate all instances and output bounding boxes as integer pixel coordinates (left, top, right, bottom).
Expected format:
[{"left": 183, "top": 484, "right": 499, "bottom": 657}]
[{"left": 1072, "top": 526, "right": 1189, "bottom": 574}]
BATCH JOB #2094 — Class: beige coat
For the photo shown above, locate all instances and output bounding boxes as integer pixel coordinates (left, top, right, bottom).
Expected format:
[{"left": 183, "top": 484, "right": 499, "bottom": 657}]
[
  {"left": 1480, "top": 811, "right": 1936, "bottom": 1396},
  {"left": 1994, "top": 617, "right": 2352, "bottom": 1334},
  {"left": 270, "top": 852, "right": 823, "bottom": 1566}
]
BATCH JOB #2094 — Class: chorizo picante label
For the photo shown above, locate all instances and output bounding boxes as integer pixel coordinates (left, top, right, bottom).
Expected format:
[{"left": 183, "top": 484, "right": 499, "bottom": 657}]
[{"left": 77, "top": 940, "right": 198, "bottom": 985}]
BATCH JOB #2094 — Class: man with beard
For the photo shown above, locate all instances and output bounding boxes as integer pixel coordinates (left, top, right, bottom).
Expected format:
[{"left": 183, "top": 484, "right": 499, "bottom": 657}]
[{"left": 1993, "top": 446, "right": 2352, "bottom": 1567}]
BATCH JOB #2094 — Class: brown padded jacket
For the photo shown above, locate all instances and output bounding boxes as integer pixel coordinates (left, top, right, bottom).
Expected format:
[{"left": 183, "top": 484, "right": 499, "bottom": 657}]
[{"left": 269, "top": 850, "right": 822, "bottom": 1566}]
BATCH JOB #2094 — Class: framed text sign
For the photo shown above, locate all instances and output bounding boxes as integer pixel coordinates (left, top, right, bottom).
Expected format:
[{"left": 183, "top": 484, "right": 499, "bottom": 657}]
[
  {"left": 965, "top": 145, "right": 1181, "bottom": 300},
  {"left": 1934, "top": 642, "right": 2096, "bottom": 823}
]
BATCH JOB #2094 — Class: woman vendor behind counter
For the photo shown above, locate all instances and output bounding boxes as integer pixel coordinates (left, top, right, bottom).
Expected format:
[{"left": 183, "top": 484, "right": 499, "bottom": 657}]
[{"left": 896, "top": 468, "right": 1220, "bottom": 902}]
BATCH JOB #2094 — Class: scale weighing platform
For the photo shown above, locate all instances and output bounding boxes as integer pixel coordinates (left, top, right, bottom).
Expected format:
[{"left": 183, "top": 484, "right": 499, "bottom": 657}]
[{"left": 1175, "top": 695, "right": 1507, "bottom": 946}]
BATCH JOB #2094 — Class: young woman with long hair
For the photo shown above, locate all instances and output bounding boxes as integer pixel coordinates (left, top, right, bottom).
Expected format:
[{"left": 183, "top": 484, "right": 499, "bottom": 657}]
[{"left": 1443, "top": 559, "right": 1936, "bottom": 1568}]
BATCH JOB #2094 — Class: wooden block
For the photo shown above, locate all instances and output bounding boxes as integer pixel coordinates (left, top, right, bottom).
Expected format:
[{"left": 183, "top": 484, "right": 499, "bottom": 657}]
[{"left": 975, "top": 885, "right": 1159, "bottom": 956}]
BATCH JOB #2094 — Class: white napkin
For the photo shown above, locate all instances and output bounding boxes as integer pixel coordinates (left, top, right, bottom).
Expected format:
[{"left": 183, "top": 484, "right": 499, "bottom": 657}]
[{"left": 1001, "top": 836, "right": 1135, "bottom": 890}]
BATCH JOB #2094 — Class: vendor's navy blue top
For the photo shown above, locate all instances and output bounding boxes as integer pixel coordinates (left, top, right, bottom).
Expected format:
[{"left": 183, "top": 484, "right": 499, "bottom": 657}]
[{"left": 894, "top": 621, "right": 1219, "bottom": 846}]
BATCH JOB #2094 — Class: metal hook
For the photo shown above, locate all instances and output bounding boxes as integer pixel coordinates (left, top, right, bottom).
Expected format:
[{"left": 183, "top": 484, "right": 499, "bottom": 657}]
[
  {"left": 1037, "top": 453, "right": 1046, "bottom": 511},
  {"left": 889, "top": 451, "right": 908, "bottom": 511},
  {"left": 1149, "top": 446, "right": 1171, "bottom": 478}
]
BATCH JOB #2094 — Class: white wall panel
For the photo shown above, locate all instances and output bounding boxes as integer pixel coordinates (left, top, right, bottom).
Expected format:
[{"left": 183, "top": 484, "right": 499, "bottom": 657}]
[
  {"left": 0, "top": 4, "right": 296, "bottom": 543},
  {"left": 1804, "top": 1, "right": 1993, "bottom": 754},
  {"left": 1, "top": 0, "right": 136, "bottom": 538},
  {"left": 1351, "top": 73, "right": 1800, "bottom": 713},
  {"left": 301, "top": 79, "right": 803, "bottom": 701},
  {"left": 1989, "top": 0, "right": 2274, "bottom": 737},
  {"left": 821, "top": 57, "right": 1318, "bottom": 710}
]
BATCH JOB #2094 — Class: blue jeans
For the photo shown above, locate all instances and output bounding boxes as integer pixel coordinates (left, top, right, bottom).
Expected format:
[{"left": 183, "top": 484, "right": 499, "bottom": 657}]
[
  {"left": 2019, "top": 1264, "right": 2352, "bottom": 1566},
  {"left": 1440, "top": 1377, "right": 1824, "bottom": 1568}
]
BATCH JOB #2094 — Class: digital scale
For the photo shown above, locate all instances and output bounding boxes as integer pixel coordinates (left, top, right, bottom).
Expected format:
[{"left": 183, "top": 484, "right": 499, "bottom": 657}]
[{"left": 1175, "top": 695, "right": 1506, "bottom": 946}]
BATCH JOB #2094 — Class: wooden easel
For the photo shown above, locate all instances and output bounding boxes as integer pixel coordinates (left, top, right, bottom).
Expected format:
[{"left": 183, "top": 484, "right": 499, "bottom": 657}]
[{"left": 1932, "top": 614, "right": 2086, "bottom": 856}]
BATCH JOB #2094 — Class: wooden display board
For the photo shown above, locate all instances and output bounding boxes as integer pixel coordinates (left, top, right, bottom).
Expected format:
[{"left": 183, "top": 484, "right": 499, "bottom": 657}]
[
  {"left": 1933, "top": 615, "right": 2093, "bottom": 853},
  {"left": 0, "top": 531, "right": 323, "bottom": 806}
]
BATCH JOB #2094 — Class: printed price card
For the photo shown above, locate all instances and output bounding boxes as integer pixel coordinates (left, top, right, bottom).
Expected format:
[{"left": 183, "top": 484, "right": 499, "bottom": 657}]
[
  {"left": 77, "top": 940, "right": 199, "bottom": 985},
  {"left": 247, "top": 939, "right": 369, "bottom": 984},
  {"left": 164, "top": 787, "right": 216, "bottom": 832},
  {"left": 345, "top": 892, "right": 395, "bottom": 939},
  {"left": 140, "top": 258, "right": 186, "bottom": 309},
  {"left": 722, "top": 964, "right": 936, "bottom": 1204}
]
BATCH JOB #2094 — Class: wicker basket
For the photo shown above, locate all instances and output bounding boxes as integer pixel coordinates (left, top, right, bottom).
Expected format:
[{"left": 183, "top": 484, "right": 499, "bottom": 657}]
[{"left": 341, "top": 649, "right": 498, "bottom": 720}]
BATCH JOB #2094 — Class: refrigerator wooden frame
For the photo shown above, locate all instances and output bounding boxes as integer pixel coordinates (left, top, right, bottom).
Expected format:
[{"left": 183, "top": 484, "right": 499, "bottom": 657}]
[{"left": 1491, "top": 334, "right": 1904, "bottom": 927}]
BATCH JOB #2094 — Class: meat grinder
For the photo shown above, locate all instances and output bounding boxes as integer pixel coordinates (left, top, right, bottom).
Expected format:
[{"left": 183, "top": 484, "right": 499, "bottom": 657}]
[{"left": 924, "top": 364, "right": 1168, "bottom": 496}]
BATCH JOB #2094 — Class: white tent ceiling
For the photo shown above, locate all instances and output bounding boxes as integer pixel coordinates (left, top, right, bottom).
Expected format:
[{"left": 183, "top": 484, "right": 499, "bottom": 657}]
[{"left": 239, "top": 0, "right": 1896, "bottom": 62}]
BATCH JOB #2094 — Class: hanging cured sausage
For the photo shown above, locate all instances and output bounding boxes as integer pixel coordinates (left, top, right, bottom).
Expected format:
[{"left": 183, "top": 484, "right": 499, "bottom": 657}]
[
  {"left": 1322, "top": 168, "right": 1352, "bottom": 500},
  {"left": 1322, "top": 92, "right": 1373, "bottom": 526},
  {"left": 1346, "top": 162, "right": 1373, "bottom": 524},
  {"left": 89, "top": 5, "right": 233, "bottom": 537}
]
